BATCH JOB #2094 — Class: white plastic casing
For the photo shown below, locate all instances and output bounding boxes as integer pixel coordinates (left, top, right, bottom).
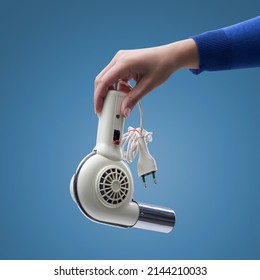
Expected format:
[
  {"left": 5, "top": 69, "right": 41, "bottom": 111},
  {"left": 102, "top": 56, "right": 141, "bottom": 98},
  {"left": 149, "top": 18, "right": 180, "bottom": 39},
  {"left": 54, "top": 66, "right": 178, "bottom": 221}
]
[
  {"left": 70, "top": 153, "right": 139, "bottom": 227},
  {"left": 71, "top": 90, "right": 140, "bottom": 228},
  {"left": 94, "top": 90, "right": 126, "bottom": 161},
  {"left": 70, "top": 90, "right": 176, "bottom": 233}
]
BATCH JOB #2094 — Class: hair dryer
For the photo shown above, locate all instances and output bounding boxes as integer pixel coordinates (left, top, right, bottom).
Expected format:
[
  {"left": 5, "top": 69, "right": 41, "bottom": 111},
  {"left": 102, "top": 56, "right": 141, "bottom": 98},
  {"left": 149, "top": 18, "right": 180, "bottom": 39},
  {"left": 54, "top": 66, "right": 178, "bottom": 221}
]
[{"left": 70, "top": 90, "right": 176, "bottom": 233}]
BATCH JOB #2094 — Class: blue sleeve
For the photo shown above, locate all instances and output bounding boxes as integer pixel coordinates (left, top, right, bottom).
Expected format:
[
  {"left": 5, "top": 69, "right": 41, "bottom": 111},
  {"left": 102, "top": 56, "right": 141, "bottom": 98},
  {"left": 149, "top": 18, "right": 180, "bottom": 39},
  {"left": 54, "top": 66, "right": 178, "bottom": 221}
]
[{"left": 190, "top": 16, "right": 260, "bottom": 74}]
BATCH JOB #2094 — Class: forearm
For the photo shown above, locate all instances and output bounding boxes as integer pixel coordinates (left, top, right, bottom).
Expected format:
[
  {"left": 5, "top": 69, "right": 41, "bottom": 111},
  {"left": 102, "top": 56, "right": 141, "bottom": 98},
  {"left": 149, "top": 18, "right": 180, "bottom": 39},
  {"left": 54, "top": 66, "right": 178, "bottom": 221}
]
[
  {"left": 164, "top": 39, "right": 199, "bottom": 71},
  {"left": 191, "top": 16, "right": 260, "bottom": 74}
]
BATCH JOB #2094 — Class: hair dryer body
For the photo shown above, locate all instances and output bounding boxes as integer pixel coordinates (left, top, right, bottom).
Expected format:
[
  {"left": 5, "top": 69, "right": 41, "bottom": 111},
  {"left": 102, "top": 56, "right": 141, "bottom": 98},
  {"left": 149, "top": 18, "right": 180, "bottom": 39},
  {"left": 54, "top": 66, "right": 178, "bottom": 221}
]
[{"left": 70, "top": 90, "right": 175, "bottom": 233}]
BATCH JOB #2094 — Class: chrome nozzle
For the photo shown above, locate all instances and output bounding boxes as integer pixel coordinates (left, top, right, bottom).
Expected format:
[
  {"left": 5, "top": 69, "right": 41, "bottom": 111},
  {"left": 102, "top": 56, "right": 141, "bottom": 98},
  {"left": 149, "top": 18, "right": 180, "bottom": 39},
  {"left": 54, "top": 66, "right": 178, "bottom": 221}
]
[{"left": 133, "top": 202, "right": 176, "bottom": 233}]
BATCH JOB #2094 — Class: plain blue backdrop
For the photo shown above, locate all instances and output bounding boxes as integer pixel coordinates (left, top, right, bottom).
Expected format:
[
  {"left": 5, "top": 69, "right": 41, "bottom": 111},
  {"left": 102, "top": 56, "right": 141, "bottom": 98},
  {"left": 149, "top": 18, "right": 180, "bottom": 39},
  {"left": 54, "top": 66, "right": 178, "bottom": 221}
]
[{"left": 1, "top": 0, "right": 260, "bottom": 260}]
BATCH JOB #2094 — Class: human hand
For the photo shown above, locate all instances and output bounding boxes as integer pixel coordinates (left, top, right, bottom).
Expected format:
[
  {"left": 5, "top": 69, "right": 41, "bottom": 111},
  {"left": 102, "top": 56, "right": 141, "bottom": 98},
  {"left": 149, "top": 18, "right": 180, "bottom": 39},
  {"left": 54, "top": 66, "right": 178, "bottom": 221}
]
[{"left": 94, "top": 39, "right": 198, "bottom": 117}]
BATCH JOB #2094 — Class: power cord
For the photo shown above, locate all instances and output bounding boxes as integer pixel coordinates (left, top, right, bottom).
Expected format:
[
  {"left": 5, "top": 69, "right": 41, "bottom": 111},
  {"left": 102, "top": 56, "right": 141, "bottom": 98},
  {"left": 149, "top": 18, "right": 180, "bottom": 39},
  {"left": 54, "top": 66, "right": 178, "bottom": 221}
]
[{"left": 122, "top": 102, "right": 157, "bottom": 188}]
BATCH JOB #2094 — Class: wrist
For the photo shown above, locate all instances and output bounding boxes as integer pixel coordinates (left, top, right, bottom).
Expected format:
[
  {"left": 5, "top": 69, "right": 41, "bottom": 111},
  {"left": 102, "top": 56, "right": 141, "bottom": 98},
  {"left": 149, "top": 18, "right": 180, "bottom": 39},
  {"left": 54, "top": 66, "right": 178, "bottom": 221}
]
[{"left": 167, "top": 39, "right": 199, "bottom": 71}]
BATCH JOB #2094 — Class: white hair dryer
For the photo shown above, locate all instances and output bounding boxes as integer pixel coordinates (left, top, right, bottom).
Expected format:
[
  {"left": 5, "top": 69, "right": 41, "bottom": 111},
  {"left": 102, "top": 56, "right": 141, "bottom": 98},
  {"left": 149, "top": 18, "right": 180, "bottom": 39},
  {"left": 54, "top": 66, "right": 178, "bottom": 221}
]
[{"left": 70, "top": 90, "right": 176, "bottom": 233}]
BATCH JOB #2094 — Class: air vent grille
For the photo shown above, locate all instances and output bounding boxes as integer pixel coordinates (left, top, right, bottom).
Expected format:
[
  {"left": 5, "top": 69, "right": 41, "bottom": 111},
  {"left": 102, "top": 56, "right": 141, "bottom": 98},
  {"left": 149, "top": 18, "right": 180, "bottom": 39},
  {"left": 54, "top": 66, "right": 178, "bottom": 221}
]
[{"left": 97, "top": 167, "right": 129, "bottom": 207}]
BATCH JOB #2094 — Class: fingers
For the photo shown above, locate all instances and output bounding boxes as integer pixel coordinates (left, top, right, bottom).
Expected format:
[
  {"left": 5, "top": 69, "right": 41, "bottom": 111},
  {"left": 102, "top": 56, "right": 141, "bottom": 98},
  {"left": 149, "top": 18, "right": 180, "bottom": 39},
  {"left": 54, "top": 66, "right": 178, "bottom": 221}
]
[
  {"left": 94, "top": 51, "right": 129, "bottom": 114},
  {"left": 95, "top": 52, "right": 119, "bottom": 82},
  {"left": 94, "top": 59, "right": 132, "bottom": 115},
  {"left": 120, "top": 75, "right": 155, "bottom": 117},
  {"left": 117, "top": 79, "right": 132, "bottom": 93},
  {"left": 94, "top": 48, "right": 158, "bottom": 117},
  {"left": 94, "top": 60, "right": 118, "bottom": 115}
]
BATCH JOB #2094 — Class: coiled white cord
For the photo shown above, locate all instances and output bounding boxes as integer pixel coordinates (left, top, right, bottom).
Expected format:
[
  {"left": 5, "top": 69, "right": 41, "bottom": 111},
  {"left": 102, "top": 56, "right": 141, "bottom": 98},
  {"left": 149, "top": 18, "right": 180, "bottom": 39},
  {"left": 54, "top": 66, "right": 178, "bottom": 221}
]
[
  {"left": 115, "top": 81, "right": 157, "bottom": 186},
  {"left": 122, "top": 126, "right": 153, "bottom": 163},
  {"left": 121, "top": 102, "right": 153, "bottom": 163}
]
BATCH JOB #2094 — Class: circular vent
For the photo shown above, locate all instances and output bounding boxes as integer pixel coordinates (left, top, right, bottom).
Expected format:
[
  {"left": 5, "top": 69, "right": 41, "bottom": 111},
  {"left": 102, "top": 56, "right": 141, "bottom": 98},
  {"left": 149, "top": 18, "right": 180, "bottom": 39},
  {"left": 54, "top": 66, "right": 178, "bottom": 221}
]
[{"left": 96, "top": 167, "right": 129, "bottom": 207}]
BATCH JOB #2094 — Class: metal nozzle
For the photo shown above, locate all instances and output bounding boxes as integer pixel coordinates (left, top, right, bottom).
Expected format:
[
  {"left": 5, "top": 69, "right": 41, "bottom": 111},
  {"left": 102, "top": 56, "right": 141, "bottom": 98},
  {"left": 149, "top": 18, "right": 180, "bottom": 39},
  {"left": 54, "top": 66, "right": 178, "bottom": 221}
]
[{"left": 133, "top": 202, "right": 176, "bottom": 233}]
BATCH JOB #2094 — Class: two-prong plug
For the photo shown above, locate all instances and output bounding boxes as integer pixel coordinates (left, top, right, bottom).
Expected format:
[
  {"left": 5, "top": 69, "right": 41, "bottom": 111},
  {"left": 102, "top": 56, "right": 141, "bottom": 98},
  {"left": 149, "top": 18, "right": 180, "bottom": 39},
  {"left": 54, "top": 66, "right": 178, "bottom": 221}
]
[
  {"left": 137, "top": 136, "right": 157, "bottom": 188},
  {"left": 141, "top": 171, "right": 157, "bottom": 188}
]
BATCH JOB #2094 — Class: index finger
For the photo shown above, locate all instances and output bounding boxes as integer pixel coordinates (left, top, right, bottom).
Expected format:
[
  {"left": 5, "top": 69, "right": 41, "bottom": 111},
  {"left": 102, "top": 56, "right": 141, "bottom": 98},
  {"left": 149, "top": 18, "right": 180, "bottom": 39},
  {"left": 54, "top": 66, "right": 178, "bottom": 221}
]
[{"left": 94, "top": 62, "right": 132, "bottom": 114}]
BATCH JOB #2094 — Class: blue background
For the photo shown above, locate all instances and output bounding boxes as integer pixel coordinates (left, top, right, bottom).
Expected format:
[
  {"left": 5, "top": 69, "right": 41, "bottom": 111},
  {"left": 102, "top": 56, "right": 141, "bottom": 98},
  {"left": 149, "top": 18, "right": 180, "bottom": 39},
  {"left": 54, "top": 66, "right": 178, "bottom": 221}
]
[{"left": 1, "top": 0, "right": 260, "bottom": 260}]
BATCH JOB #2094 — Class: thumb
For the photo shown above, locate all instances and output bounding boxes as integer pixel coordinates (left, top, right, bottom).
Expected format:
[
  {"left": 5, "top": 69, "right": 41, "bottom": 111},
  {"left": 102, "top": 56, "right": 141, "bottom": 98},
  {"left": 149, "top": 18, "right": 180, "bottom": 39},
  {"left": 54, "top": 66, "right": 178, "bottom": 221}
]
[{"left": 121, "top": 76, "right": 153, "bottom": 117}]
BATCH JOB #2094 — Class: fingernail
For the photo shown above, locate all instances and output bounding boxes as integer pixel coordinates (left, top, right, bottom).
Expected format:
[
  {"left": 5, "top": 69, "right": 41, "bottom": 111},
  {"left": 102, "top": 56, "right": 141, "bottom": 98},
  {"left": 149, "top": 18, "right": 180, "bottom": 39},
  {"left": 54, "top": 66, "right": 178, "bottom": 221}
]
[
  {"left": 123, "top": 107, "right": 131, "bottom": 118},
  {"left": 95, "top": 109, "right": 101, "bottom": 117}
]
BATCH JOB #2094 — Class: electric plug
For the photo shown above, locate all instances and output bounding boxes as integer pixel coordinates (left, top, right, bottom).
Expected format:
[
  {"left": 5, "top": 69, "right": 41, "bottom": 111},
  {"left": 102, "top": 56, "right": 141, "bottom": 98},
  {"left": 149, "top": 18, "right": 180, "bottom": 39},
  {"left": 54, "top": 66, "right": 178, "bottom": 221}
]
[{"left": 137, "top": 136, "right": 157, "bottom": 188}]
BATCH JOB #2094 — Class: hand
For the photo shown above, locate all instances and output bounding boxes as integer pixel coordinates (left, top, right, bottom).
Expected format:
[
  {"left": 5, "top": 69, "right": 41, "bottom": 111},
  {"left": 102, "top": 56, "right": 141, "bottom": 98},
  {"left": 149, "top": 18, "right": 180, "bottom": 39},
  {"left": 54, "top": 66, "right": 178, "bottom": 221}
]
[{"left": 94, "top": 39, "right": 199, "bottom": 117}]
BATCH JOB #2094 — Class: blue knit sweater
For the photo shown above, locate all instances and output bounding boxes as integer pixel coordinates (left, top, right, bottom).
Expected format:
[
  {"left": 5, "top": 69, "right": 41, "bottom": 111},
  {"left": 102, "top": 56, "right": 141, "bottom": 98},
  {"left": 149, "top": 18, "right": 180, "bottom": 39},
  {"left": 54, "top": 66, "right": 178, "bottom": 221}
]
[{"left": 191, "top": 16, "right": 260, "bottom": 74}]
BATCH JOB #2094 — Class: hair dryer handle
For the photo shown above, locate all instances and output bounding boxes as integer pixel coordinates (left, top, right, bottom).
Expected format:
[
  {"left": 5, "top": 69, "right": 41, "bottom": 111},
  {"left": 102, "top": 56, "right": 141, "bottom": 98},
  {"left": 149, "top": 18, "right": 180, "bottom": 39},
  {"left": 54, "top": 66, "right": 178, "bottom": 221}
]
[{"left": 94, "top": 90, "right": 126, "bottom": 161}]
